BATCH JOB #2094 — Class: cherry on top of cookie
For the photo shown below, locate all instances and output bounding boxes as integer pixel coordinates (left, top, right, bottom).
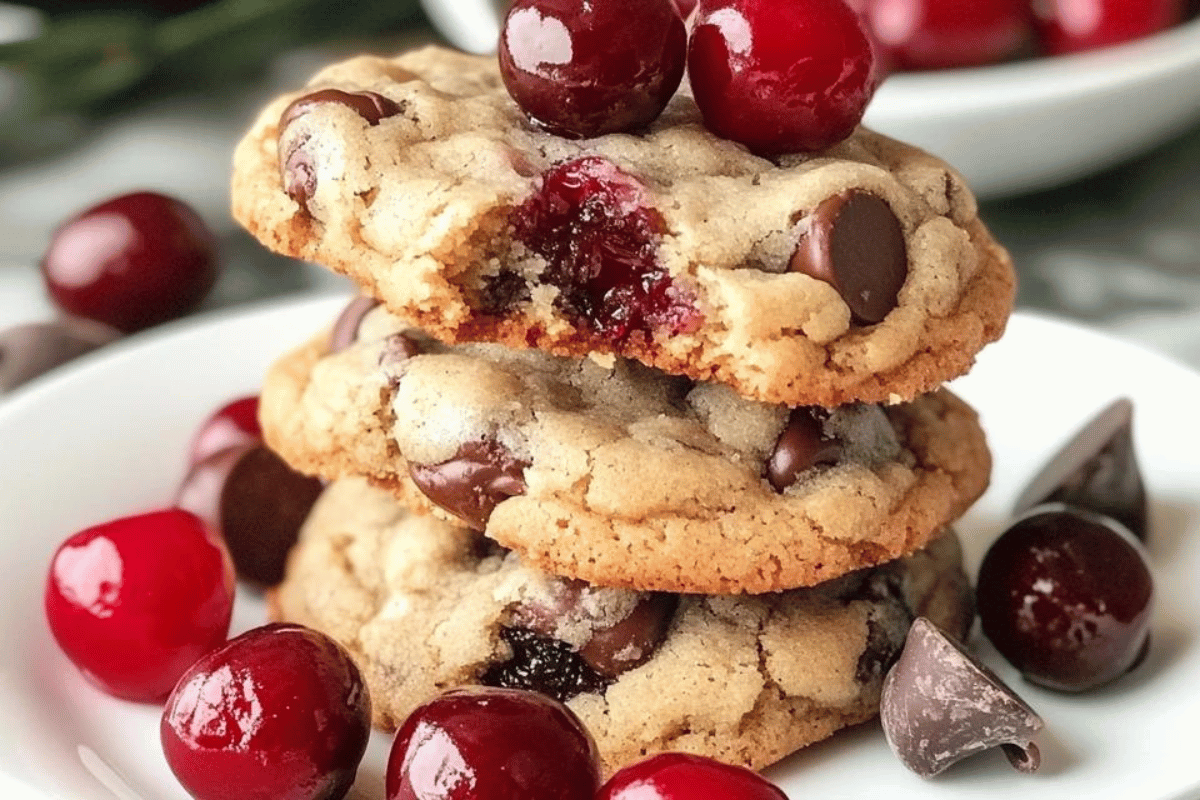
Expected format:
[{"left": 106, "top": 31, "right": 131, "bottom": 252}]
[{"left": 496, "top": 0, "right": 879, "bottom": 155}]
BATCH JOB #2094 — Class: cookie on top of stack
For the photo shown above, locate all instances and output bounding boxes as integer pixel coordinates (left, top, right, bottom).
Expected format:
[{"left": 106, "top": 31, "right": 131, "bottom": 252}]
[{"left": 232, "top": 22, "right": 1013, "bottom": 777}]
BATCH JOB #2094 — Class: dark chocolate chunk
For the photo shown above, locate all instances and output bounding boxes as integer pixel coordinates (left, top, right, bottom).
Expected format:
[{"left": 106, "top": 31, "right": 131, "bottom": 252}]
[
  {"left": 0, "top": 318, "right": 120, "bottom": 392},
  {"left": 329, "top": 296, "right": 381, "bottom": 353},
  {"left": 480, "top": 626, "right": 613, "bottom": 702},
  {"left": 765, "top": 406, "right": 842, "bottom": 492},
  {"left": 408, "top": 439, "right": 529, "bottom": 531},
  {"left": 790, "top": 189, "right": 908, "bottom": 325},
  {"left": 175, "top": 444, "right": 325, "bottom": 587},
  {"left": 510, "top": 579, "right": 677, "bottom": 678},
  {"left": 1014, "top": 397, "right": 1147, "bottom": 540},
  {"left": 279, "top": 88, "right": 403, "bottom": 130},
  {"left": 277, "top": 89, "right": 402, "bottom": 209},
  {"left": 881, "top": 618, "right": 1043, "bottom": 778},
  {"left": 850, "top": 570, "right": 913, "bottom": 684}
]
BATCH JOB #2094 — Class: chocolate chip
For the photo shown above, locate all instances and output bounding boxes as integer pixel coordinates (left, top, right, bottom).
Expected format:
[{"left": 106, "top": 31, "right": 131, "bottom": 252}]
[
  {"left": 1014, "top": 397, "right": 1147, "bottom": 540},
  {"left": 280, "top": 88, "right": 403, "bottom": 130},
  {"left": 175, "top": 444, "right": 325, "bottom": 587},
  {"left": 408, "top": 439, "right": 528, "bottom": 531},
  {"left": 329, "top": 296, "right": 381, "bottom": 353},
  {"left": 849, "top": 570, "right": 913, "bottom": 684},
  {"left": 277, "top": 89, "right": 402, "bottom": 209},
  {"left": 280, "top": 136, "right": 318, "bottom": 209},
  {"left": 881, "top": 618, "right": 1043, "bottom": 778},
  {"left": 510, "top": 579, "right": 677, "bottom": 678},
  {"left": 0, "top": 319, "right": 120, "bottom": 392},
  {"left": 480, "top": 627, "right": 612, "bottom": 702},
  {"left": 765, "top": 407, "right": 842, "bottom": 492},
  {"left": 790, "top": 189, "right": 908, "bottom": 325}
]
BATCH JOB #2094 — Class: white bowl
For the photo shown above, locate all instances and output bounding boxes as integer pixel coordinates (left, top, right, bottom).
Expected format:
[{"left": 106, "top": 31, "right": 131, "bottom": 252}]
[{"left": 418, "top": 0, "right": 1200, "bottom": 199}]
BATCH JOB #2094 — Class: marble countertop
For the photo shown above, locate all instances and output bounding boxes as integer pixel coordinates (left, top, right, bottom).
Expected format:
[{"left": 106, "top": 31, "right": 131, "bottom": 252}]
[{"left": 4, "top": 34, "right": 1200, "bottom": 375}]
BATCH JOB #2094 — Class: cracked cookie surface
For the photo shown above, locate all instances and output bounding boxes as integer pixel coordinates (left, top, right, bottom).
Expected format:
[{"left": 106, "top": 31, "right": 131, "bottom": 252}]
[
  {"left": 232, "top": 45, "right": 1014, "bottom": 407},
  {"left": 258, "top": 302, "right": 991, "bottom": 594},
  {"left": 270, "top": 477, "right": 975, "bottom": 775}
]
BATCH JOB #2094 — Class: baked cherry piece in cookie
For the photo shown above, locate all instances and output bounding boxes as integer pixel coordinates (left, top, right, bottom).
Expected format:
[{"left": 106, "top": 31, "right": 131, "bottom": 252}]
[
  {"left": 688, "top": 0, "right": 878, "bottom": 154},
  {"left": 499, "top": 0, "right": 687, "bottom": 138},
  {"left": 40, "top": 192, "right": 219, "bottom": 333},
  {"left": 162, "top": 623, "right": 371, "bottom": 800},
  {"left": 44, "top": 509, "right": 234, "bottom": 702},
  {"left": 386, "top": 687, "right": 600, "bottom": 800}
]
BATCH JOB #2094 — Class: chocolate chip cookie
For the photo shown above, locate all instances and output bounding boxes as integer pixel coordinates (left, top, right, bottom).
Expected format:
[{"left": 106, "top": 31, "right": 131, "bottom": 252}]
[
  {"left": 258, "top": 299, "right": 990, "bottom": 594},
  {"left": 231, "top": 45, "right": 1014, "bottom": 407},
  {"left": 270, "top": 477, "right": 975, "bottom": 775}
]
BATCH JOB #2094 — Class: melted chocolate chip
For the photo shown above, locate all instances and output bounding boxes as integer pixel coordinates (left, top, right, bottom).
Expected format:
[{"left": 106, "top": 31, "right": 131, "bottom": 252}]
[
  {"left": 510, "top": 579, "right": 677, "bottom": 678},
  {"left": 881, "top": 618, "right": 1043, "bottom": 778},
  {"left": 1014, "top": 397, "right": 1147, "bottom": 540},
  {"left": 329, "top": 296, "right": 380, "bottom": 353},
  {"left": 765, "top": 407, "right": 842, "bottom": 492},
  {"left": 277, "top": 89, "right": 402, "bottom": 209},
  {"left": 845, "top": 569, "right": 913, "bottom": 684},
  {"left": 175, "top": 444, "right": 324, "bottom": 587},
  {"left": 481, "top": 627, "right": 613, "bottom": 702},
  {"left": 0, "top": 319, "right": 120, "bottom": 392},
  {"left": 279, "top": 88, "right": 403, "bottom": 129},
  {"left": 408, "top": 439, "right": 528, "bottom": 531},
  {"left": 790, "top": 190, "right": 908, "bottom": 325}
]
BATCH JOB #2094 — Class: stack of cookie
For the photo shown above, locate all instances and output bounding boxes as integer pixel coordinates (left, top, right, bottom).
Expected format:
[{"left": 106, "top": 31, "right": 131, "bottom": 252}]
[{"left": 231, "top": 46, "right": 1014, "bottom": 774}]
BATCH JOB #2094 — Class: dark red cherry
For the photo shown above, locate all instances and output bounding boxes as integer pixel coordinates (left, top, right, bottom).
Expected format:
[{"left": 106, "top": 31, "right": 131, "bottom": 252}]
[
  {"left": 687, "top": 0, "right": 878, "bottom": 154},
  {"left": 40, "top": 191, "right": 219, "bottom": 333},
  {"left": 176, "top": 443, "right": 325, "bottom": 587},
  {"left": 510, "top": 156, "right": 701, "bottom": 341},
  {"left": 597, "top": 752, "right": 788, "bottom": 800},
  {"left": 976, "top": 507, "right": 1154, "bottom": 692},
  {"left": 386, "top": 687, "right": 600, "bottom": 800},
  {"left": 1033, "top": 0, "right": 1183, "bottom": 55},
  {"left": 851, "top": 0, "right": 1033, "bottom": 70},
  {"left": 44, "top": 508, "right": 235, "bottom": 703},
  {"left": 187, "top": 395, "right": 262, "bottom": 466},
  {"left": 498, "top": 0, "right": 687, "bottom": 137},
  {"left": 161, "top": 623, "right": 371, "bottom": 800}
]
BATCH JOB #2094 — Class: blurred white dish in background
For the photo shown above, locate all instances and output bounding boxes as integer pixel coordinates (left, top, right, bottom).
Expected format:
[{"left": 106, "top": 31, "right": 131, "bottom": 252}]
[{"left": 418, "top": 0, "right": 1200, "bottom": 199}]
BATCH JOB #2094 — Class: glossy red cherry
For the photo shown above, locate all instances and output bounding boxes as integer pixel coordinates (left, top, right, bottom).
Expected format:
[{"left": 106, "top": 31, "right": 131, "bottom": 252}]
[
  {"left": 1033, "top": 0, "right": 1183, "bottom": 54},
  {"left": 161, "top": 623, "right": 371, "bottom": 800},
  {"left": 187, "top": 394, "right": 262, "bottom": 466},
  {"left": 851, "top": 0, "right": 1033, "bottom": 70},
  {"left": 976, "top": 507, "right": 1154, "bottom": 692},
  {"left": 386, "top": 687, "right": 600, "bottom": 800},
  {"left": 597, "top": 753, "right": 788, "bottom": 800},
  {"left": 687, "top": 0, "right": 878, "bottom": 154},
  {"left": 40, "top": 191, "right": 219, "bottom": 333},
  {"left": 498, "top": 0, "right": 687, "bottom": 137},
  {"left": 44, "top": 508, "right": 235, "bottom": 703}
]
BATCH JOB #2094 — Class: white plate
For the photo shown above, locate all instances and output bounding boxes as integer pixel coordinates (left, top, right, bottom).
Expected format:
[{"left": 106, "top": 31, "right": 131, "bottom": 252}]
[
  {"left": 418, "top": 0, "right": 1200, "bottom": 199},
  {"left": 0, "top": 294, "right": 1198, "bottom": 800}
]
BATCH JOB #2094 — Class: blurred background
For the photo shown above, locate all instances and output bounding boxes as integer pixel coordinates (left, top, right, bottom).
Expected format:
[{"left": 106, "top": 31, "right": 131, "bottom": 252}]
[{"left": 3, "top": 0, "right": 1200, "bottom": 379}]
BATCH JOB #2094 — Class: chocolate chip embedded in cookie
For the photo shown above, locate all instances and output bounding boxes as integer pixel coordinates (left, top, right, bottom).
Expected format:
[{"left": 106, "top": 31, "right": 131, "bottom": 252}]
[
  {"left": 258, "top": 303, "right": 991, "bottom": 594},
  {"left": 271, "top": 477, "right": 976, "bottom": 775},
  {"left": 231, "top": 45, "right": 1014, "bottom": 407}
]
